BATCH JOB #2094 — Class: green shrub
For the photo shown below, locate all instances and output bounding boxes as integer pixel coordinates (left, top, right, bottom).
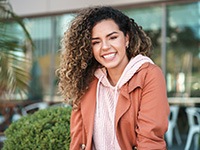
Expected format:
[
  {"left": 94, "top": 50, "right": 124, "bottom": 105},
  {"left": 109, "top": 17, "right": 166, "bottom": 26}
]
[{"left": 3, "top": 106, "right": 71, "bottom": 150}]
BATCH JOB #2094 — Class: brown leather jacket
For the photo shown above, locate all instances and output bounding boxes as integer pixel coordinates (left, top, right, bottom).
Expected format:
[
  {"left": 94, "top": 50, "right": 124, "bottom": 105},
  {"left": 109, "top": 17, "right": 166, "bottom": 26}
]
[{"left": 70, "top": 63, "right": 170, "bottom": 150}]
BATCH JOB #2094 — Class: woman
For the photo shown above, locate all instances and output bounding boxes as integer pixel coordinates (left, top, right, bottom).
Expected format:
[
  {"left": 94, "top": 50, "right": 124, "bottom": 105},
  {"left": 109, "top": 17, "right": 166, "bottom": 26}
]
[{"left": 57, "top": 6, "right": 169, "bottom": 150}]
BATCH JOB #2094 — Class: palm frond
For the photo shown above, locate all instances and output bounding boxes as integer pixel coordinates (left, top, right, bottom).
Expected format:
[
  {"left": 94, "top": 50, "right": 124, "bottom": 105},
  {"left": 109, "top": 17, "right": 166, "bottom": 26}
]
[
  {"left": 0, "top": 5, "right": 34, "bottom": 47},
  {"left": 0, "top": 2, "right": 34, "bottom": 99}
]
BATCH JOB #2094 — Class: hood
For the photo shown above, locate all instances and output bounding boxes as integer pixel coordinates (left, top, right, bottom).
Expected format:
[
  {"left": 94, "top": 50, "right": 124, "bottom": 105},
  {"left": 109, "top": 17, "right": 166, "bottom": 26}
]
[{"left": 94, "top": 54, "right": 154, "bottom": 89}]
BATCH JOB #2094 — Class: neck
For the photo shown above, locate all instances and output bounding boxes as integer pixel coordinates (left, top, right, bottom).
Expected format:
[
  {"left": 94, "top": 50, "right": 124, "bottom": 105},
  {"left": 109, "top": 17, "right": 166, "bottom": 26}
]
[
  {"left": 106, "top": 56, "right": 129, "bottom": 86},
  {"left": 106, "top": 68, "right": 124, "bottom": 86}
]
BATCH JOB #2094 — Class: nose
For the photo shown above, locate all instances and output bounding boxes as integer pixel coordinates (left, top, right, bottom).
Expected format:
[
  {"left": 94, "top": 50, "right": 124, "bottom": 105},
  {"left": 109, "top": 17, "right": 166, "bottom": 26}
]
[{"left": 101, "top": 40, "right": 110, "bottom": 50}]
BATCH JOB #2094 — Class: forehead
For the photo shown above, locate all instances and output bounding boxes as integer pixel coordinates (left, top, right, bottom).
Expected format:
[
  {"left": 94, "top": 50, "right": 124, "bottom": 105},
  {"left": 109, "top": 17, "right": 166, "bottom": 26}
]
[{"left": 92, "top": 19, "right": 120, "bottom": 36}]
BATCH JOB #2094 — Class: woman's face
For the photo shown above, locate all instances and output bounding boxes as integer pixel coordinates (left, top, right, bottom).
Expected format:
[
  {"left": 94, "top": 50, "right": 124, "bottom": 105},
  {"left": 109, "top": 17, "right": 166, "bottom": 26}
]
[{"left": 91, "top": 19, "right": 129, "bottom": 72}]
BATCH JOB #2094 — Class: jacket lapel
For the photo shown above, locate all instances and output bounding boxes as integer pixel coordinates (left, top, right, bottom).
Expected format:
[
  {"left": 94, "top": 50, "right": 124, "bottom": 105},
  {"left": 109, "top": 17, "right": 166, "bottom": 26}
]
[
  {"left": 115, "top": 83, "right": 131, "bottom": 126},
  {"left": 115, "top": 63, "right": 148, "bottom": 126},
  {"left": 80, "top": 79, "right": 97, "bottom": 144}
]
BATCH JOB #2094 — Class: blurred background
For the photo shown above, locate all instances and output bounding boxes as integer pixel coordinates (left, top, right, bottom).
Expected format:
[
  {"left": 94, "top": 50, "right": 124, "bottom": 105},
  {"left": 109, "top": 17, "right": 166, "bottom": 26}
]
[{"left": 0, "top": 0, "right": 200, "bottom": 149}]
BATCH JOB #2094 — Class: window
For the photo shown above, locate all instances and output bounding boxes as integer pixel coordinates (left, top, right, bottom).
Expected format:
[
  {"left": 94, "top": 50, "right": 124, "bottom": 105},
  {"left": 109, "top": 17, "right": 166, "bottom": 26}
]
[
  {"left": 24, "top": 14, "right": 74, "bottom": 101},
  {"left": 166, "top": 2, "right": 200, "bottom": 97}
]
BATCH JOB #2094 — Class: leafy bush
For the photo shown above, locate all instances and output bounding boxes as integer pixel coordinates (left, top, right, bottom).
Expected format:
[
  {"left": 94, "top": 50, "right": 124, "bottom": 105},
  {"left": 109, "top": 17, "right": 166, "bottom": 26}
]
[{"left": 3, "top": 106, "right": 71, "bottom": 150}]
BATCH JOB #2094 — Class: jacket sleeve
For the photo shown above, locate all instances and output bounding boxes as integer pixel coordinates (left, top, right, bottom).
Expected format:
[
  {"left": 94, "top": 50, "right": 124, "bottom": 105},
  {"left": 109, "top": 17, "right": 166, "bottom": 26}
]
[
  {"left": 136, "top": 65, "right": 170, "bottom": 149},
  {"left": 70, "top": 107, "right": 83, "bottom": 149}
]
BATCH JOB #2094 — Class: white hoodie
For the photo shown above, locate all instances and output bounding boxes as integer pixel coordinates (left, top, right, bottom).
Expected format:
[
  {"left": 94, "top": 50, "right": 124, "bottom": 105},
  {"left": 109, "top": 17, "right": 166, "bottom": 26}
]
[{"left": 92, "top": 54, "right": 154, "bottom": 150}]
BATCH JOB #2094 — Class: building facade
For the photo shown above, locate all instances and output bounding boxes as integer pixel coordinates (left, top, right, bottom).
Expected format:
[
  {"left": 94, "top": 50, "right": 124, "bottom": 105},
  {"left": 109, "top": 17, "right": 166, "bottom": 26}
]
[{"left": 9, "top": 0, "right": 200, "bottom": 104}]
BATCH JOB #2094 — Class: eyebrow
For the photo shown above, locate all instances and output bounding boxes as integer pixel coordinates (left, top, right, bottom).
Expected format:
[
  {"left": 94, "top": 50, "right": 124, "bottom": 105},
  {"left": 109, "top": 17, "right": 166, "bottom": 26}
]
[{"left": 91, "top": 31, "right": 118, "bottom": 40}]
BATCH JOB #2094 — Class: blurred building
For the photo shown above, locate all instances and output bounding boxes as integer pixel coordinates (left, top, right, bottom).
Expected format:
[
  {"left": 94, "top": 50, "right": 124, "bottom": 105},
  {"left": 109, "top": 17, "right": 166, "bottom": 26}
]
[{"left": 9, "top": 0, "right": 200, "bottom": 103}]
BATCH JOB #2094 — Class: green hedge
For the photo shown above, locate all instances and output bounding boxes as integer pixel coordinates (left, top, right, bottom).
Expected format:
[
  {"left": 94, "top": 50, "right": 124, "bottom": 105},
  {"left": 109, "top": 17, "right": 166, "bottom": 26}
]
[{"left": 3, "top": 106, "right": 71, "bottom": 150}]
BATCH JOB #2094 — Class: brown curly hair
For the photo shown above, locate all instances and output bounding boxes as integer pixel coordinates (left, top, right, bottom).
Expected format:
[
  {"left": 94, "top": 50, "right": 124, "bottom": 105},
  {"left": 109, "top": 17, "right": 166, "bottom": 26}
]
[{"left": 56, "top": 6, "right": 152, "bottom": 107}]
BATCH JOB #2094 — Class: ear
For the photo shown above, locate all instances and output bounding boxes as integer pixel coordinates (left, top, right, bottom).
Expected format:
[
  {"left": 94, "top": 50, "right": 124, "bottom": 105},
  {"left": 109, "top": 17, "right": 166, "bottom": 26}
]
[{"left": 125, "top": 34, "right": 129, "bottom": 48}]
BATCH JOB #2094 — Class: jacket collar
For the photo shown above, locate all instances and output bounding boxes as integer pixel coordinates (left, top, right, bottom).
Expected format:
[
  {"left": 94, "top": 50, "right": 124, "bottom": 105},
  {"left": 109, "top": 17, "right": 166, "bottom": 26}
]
[{"left": 122, "top": 62, "right": 150, "bottom": 97}]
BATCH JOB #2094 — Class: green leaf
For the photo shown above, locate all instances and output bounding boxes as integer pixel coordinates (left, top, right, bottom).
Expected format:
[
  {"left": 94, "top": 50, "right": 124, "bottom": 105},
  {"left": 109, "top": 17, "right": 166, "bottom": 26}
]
[{"left": 0, "top": 2, "right": 34, "bottom": 99}]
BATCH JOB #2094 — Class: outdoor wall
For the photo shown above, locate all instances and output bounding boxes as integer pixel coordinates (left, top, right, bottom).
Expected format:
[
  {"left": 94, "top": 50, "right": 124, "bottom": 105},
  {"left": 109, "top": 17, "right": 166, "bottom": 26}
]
[{"left": 9, "top": 0, "right": 163, "bottom": 17}]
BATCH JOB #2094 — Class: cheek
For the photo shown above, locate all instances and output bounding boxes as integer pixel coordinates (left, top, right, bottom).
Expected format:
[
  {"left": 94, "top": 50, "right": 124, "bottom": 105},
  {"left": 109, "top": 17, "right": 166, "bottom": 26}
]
[
  {"left": 92, "top": 48, "right": 99, "bottom": 60},
  {"left": 92, "top": 48, "right": 96, "bottom": 56},
  {"left": 113, "top": 38, "right": 126, "bottom": 49},
  {"left": 114, "top": 42, "right": 126, "bottom": 53}
]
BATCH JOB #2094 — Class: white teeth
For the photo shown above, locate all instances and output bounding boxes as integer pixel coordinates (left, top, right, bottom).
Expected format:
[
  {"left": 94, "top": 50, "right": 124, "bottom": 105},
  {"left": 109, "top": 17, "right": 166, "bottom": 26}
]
[{"left": 103, "top": 53, "right": 115, "bottom": 59}]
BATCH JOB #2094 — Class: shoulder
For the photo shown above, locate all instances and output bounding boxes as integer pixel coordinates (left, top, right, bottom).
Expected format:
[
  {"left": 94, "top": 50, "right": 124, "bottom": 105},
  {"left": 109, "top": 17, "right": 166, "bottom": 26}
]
[
  {"left": 136, "top": 62, "right": 164, "bottom": 80},
  {"left": 128, "top": 63, "right": 165, "bottom": 91},
  {"left": 139, "top": 62, "right": 162, "bottom": 73},
  {"left": 80, "top": 78, "right": 98, "bottom": 102}
]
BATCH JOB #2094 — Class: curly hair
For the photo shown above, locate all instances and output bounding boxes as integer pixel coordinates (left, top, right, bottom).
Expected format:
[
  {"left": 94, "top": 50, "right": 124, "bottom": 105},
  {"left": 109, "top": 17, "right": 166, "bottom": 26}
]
[{"left": 56, "top": 6, "right": 152, "bottom": 107}]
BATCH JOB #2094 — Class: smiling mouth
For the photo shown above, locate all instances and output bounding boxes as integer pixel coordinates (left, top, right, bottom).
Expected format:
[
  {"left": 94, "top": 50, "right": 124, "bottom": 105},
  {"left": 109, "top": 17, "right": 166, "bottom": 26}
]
[{"left": 103, "top": 53, "right": 116, "bottom": 59}]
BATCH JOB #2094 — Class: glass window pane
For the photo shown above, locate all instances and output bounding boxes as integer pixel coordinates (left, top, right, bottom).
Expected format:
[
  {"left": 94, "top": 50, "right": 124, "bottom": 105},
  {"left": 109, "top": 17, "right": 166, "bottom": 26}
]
[
  {"left": 166, "top": 2, "right": 200, "bottom": 97},
  {"left": 24, "top": 17, "right": 53, "bottom": 99}
]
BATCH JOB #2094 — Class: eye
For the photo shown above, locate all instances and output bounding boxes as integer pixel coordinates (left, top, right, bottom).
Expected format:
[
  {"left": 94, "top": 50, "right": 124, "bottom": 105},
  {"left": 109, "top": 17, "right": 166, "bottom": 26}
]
[
  {"left": 110, "top": 36, "right": 118, "bottom": 40},
  {"left": 91, "top": 41, "right": 100, "bottom": 46}
]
